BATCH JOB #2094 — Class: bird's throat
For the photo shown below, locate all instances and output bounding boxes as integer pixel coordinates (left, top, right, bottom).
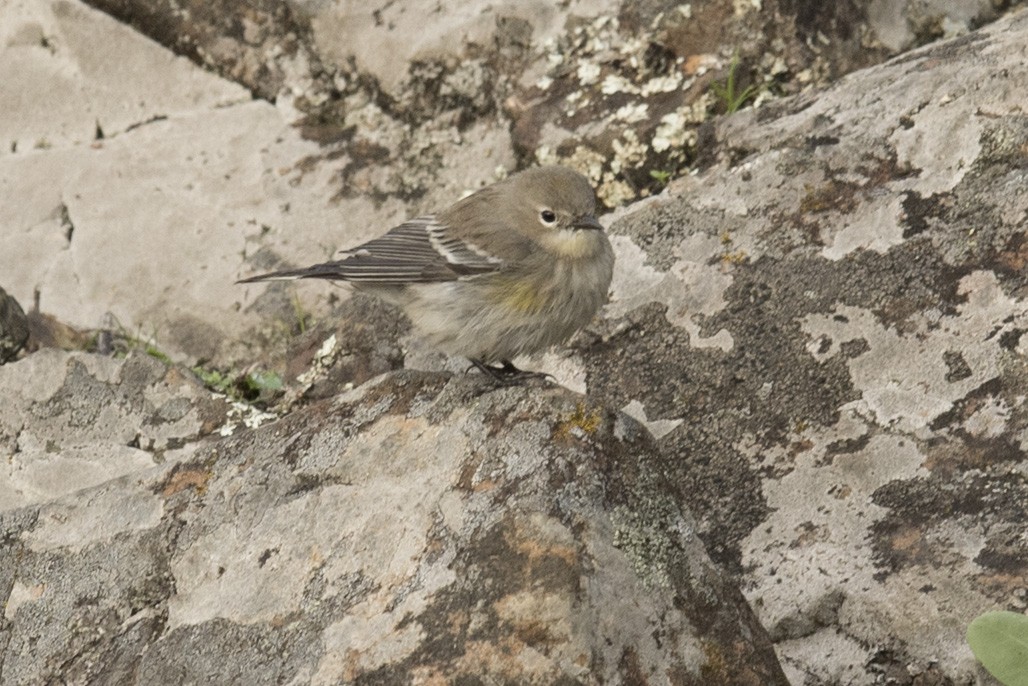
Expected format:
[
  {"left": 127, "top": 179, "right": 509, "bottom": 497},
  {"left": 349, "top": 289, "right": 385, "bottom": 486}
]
[{"left": 542, "top": 228, "right": 599, "bottom": 259}]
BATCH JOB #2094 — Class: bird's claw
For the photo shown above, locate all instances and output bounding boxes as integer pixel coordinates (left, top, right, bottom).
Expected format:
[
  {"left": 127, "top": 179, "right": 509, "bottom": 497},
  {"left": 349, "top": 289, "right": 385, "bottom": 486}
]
[{"left": 467, "top": 359, "right": 554, "bottom": 385}]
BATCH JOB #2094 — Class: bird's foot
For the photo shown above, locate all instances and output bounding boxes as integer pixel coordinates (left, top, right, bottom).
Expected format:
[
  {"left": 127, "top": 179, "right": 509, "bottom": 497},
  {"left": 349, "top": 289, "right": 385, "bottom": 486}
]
[{"left": 467, "top": 359, "right": 553, "bottom": 385}]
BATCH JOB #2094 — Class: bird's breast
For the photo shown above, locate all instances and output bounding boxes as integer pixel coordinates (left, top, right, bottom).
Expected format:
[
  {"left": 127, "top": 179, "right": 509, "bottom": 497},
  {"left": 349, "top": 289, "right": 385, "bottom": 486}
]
[{"left": 490, "top": 237, "right": 613, "bottom": 317}]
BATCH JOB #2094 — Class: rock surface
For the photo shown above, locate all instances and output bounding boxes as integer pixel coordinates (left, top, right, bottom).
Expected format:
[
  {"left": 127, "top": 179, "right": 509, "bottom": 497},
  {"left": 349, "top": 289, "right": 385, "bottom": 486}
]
[
  {"left": 590, "top": 9, "right": 1028, "bottom": 684},
  {"left": 0, "top": 350, "right": 231, "bottom": 511},
  {"left": 0, "top": 361, "right": 788, "bottom": 684},
  {"left": 3, "top": 0, "right": 1028, "bottom": 684}
]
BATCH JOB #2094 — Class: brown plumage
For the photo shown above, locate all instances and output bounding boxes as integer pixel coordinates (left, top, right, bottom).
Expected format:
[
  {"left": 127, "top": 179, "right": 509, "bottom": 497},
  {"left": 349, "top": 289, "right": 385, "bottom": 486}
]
[{"left": 239, "top": 166, "right": 615, "bottom": 381}]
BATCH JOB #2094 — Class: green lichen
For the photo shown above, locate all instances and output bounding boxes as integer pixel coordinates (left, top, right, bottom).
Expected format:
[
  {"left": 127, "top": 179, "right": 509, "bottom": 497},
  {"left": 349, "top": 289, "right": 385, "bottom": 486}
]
[{"left": 610, "top": 493, "right": 686, "bottom": 590}]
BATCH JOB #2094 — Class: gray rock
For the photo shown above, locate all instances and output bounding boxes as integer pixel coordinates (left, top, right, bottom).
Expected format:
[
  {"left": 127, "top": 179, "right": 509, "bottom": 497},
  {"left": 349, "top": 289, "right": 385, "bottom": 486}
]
[
  {"left": 587, "top": 8, "right": 1028, "bottom": 684},
  {"left": 0, "top": 0, "right": 249, "bottom": 152},
  {"left": 3, "top": 0, "right": 1027, "bottom": 683},
  {"left": 868, "top": 0, "right": 1009, "bottom": 51},
  {"left": 0, "top": 350, "right": 231, "bottom": 511},
  {"left": 1, "top": 368, "right": 789, "bottom": 684},
  {"left": 79, "top": 0, "right": 1016, "bottom": 210}
]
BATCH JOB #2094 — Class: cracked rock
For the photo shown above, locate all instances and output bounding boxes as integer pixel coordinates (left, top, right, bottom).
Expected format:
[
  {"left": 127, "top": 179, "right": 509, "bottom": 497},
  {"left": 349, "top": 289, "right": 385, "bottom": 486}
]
[{"left": 0, "top": 350, "right": 231, "bottom": 511}]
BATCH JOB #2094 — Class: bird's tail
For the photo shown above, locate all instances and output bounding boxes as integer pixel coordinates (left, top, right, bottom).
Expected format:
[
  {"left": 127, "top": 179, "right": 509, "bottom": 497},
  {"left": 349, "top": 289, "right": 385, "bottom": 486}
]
[{"left": 236, "top": 263, "right": 345, "bottom": 284}]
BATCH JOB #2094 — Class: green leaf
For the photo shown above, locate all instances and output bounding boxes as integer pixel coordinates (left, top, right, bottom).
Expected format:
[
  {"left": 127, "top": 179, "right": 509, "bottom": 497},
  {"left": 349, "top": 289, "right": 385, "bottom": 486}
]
[
  {"left": 246, "top": 371, "right": 283, "bottom": 392},
  {"left": 192, "top": 367, "right": 233, "bottom": 393},
  {"left": 709, "top": 51, "right": 760, "bottom": 114},
  {"left": 649, "top": 169, "right": 671, "bottom": 184},
  {"left": 967, "top": 611, "right": 1028, "bottom": 686},
  {"left": 145, "top": 345, "right": 172, "bottom": 365}
]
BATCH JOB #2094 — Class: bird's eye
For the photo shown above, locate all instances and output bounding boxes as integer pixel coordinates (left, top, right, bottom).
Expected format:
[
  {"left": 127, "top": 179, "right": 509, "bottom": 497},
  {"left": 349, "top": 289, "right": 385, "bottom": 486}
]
[{"left": 540, "top": 209, "right": 557, "bottom": 224}]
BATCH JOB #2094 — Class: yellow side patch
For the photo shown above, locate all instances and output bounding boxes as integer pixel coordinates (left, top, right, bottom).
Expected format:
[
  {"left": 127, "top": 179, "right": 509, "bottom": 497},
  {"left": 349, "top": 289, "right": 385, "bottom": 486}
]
[{"left": 499, "top": 281, "right": 544, "bottom": 313}]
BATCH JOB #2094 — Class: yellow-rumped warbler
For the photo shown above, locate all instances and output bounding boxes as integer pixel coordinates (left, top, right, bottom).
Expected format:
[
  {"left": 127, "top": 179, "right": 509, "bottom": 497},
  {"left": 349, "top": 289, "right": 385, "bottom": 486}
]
[{"left": 240, "top": 166, "right": 614, "bottom": 381}]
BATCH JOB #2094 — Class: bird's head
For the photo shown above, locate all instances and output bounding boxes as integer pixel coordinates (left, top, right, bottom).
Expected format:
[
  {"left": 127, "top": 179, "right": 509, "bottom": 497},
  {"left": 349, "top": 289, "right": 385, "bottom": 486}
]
[{"left": 506, "top": 166, "right": 607, "bottom": 259}]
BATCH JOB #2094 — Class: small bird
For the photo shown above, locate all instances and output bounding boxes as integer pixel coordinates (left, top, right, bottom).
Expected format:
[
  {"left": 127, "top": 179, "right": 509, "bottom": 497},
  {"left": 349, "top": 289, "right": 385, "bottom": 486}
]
[{"left": 239, "top": 166, "right": 615, "bottom": 382}]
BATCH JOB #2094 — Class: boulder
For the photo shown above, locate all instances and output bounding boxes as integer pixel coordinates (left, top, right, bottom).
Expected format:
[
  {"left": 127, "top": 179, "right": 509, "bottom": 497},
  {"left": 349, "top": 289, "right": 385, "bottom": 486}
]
[{"left": 0, "top": 360, "right": 788, "bottom": 684}]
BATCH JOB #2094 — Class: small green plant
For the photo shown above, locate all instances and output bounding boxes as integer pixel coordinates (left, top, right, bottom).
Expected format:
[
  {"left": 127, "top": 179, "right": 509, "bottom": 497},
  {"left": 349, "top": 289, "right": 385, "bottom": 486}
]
[
  {"left": 92, "top": 315, "right": 284, "bottom": 404},
  {"left": 967, "top": 611, "right": 1028, "bottom": 686},
  {"left": 711, "top": 52, "right": 759, "bottom": 114},
  {"left": 144, "top": 345, "right": 172, "bottom": 365},
  {"left": 245, "top": 370, "right": 283, "bottom": 394},
  {"left": 98, "top": 317, "right": 168, "bottom": 360},
  {"left": 191, "top": 367, "right": 235, "bottom": 395},
  {"left": 649, "top": 169, "right": 672, "bottom": 186},
  {"left": 192, "top": 366, "right": 284, "bottom": 403}
]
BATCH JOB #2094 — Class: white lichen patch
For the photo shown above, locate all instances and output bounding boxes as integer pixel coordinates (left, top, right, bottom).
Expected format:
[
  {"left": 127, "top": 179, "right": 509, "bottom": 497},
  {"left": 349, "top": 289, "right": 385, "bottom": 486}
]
[
  {"left": 640, "top": 73, "right": 684, "bottom": 96},
  {"left": 218, "top": 401, "right": 279, "bottom": 436},
  {"left": 610, "top": 129, "right": 649, "bottom": 173},
  {"left": 801, "top": 271, "right": 1028, "bottom": 434},
  {"left": 537, "top": 145, "right": 607, "bottom": 188},
  {"left": 733, "top": 0, "right": 762, "bottom": 16},
  {"left": 601, "top": 73, "right": 638, "bottom": 95},
  {"left": 342, "top": 101, "right": 408, "bottom": 151},
  {"left": 577, "top": 61, "right": 602, "bottom": 86},
  {"left": 614, "top": 103, "right": 649, "bottom": 123},
  {"left": 598, "top": 177, "right": 637, "bottom": 208},
  {"left": 297, "top": 333, "right": 339, "bottom": 385},
  {"left": 652, "top": 110, "right": 694, "bottom": 153},
  {"left": 685, "top": 92, "right": 715, "bottom": 122}
]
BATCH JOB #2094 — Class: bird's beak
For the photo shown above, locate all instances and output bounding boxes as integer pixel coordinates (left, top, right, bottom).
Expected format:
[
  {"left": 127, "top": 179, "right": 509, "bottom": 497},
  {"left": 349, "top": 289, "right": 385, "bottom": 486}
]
[{"left": 573, "top": 215, "right": 604, "bottom": 232}]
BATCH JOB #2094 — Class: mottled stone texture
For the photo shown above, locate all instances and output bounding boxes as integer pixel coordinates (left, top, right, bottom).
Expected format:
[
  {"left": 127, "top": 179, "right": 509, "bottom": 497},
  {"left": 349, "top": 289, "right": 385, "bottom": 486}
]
[
  {"left": 589, "top": 9, "right": 1028, "bottom": 685},
  {"left": 0, "top": 350, "right": 231, "bottom": 511},
  {"left": 0, "top": 365, "right": 787, "bottom": 685},
  {"left": 78, "top": 0, "right": 1016, "bottom": 206},
  {"left": 5, "top": 0, "right": 1028, "bottom": 684}
]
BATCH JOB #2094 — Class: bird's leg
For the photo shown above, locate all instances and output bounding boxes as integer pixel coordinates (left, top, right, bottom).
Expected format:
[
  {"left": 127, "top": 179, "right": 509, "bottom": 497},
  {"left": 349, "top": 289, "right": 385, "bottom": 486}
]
[
  {"left": 498, "top": 359, "right": 555, "bottom": 381},
  {"left": 467, "top": 358, "right": 507, "bottom": 382},
  {"left": 467, "top": 359, "right": 552, "bottom": 384}
]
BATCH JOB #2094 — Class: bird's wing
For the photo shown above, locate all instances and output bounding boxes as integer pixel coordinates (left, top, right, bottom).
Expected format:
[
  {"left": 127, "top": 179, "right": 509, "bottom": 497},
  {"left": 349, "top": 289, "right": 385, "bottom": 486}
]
[{"left": 238, "top": 216, "right": 504, "bottom": 285}]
